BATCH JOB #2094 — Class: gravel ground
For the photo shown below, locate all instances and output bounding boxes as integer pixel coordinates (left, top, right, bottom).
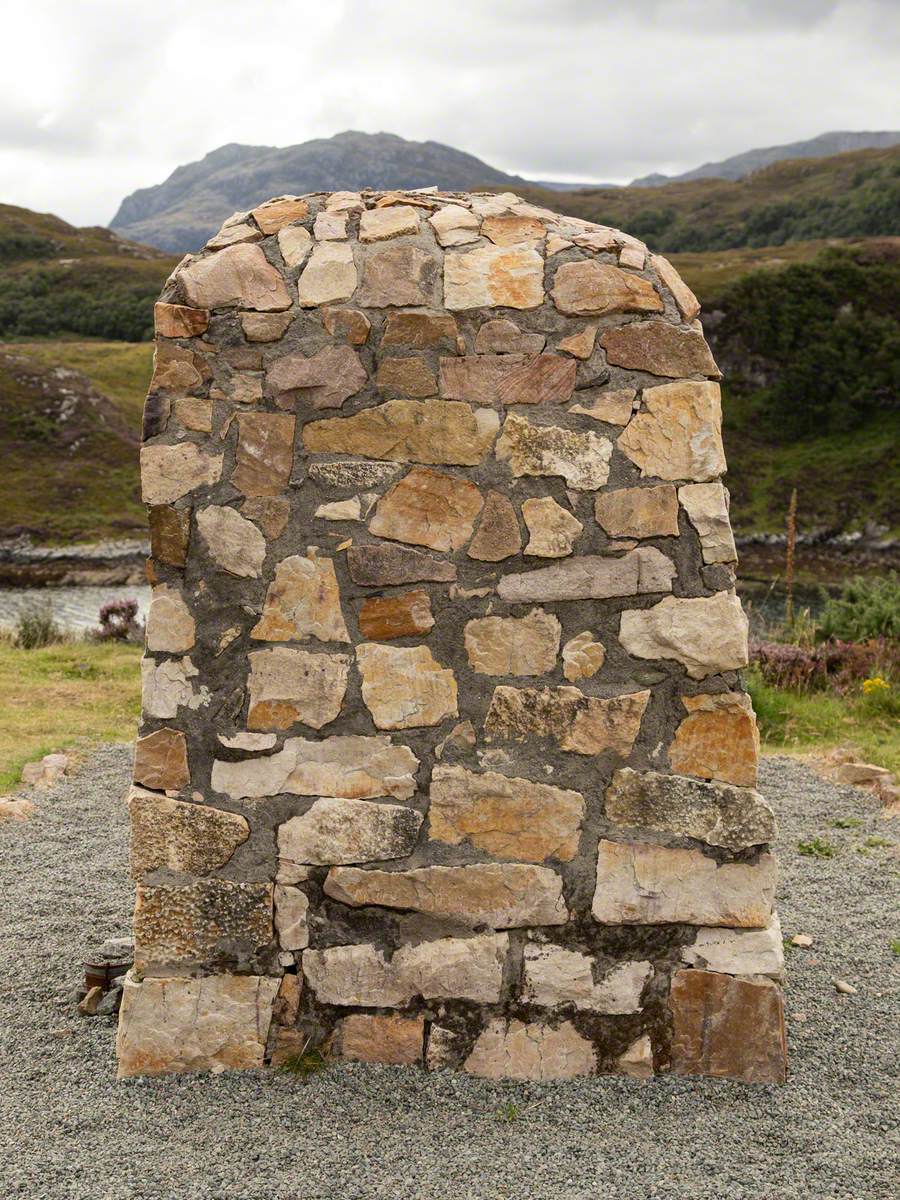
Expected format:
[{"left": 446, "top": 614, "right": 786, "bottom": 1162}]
[{"left": 1, "top": 745, "right": 898, "bottom": 1200}]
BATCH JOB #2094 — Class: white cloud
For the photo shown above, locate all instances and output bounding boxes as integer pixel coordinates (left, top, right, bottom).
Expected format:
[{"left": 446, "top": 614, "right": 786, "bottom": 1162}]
[{"left": 0, "top": 0, "right": 897, "bottom": 225}]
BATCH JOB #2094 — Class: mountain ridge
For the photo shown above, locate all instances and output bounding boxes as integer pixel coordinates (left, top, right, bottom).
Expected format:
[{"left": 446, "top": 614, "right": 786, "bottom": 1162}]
[{"left": 109, "top": 128, "right": 900, "bottom": 252}]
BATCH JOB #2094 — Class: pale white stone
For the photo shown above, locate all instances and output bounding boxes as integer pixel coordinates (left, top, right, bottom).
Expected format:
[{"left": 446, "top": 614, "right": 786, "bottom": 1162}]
[
  {"left": 523, "top": 945, "right": 652, "bottom": 1013},
  {"left": 682, "top": 913, "right": 784, "bottom": 978},
  {"left": 360, "top": 205, "right": 420, "bottom": 241},
  {"left": 429, "top": 204, "right": 481, "bottom": 247},
  {"left": 247, "top": 646, "right": 349, "bottom": 731},
  {"left": 277, "top": 225, "right": 312, "bottom": 268},
  {"left": 140, "top": 444, "right": 223, "bottom": 506},
  {"left": 678, "top": 482, "right": 737, "bottom": 564},
  {"left": 141, "top": 657, "right": 207, "bottom": 719},
  {"left": 145, "top": 584, "right": 195, "bottom": 654},
  {"left": 464, "top": 1019, "right": 596, "bottom": 1080},
  {"left": 619, "top": 592, "right": 749, "bottom": 679},
  {"left": 562, "top": 631, "right": 605, "bottom": 681},
  {"left": 314, "top": 211, "right": 348, "bottom": 240},
  {"left": 273, "top": 885, "right": 309, "bottom": 951},
  {"left": 315, "top": 497, "right": 362, "bottom": 521},
  {"left": 278, "top": 797, "right": 423, "bottom": 867},
  {"left": 297, "top": 242, "right": 357, "bottom": 306},
  {"left": 197, "top": 505, "right": 266, "bottom": 578},
  {"left": 217, "top": 732, "right": 277, "bottom": 751}
]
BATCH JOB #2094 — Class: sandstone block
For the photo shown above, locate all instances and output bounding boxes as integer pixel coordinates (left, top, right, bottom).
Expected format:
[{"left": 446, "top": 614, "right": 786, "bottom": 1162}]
[
  {"left": 172, "top": 398, "right": 212, "bottom": 434},
  {"left": 251, "top": 551, "right": 350, "bottom": 643},
  {"left": 678, "top": 482, "right": 737, "bottom": 563},
  {"left": 428, "top": 203, "right": 481, "bottom": 247},
  {"left": 359, "top": 205, "right": 420, "bottom": 241},
  {"left": 562, "top": 631, "right": 605, "bottom": 681},
  {"left": 485, "top": 686, "right": 650, "bottom": 757},
  {"left": 140, "top": 657, "right": 205, "bottom": 721},
  {"left": 523, "top": 945, "right": 652, "bottom": 1013},
  {"left": 375, "top": 356, "right": 437, "bottom": 398},
  {"left": 140, "top": 444, "right": 222, "bottom": 506},
  {"left": 359, "top": 590, "right": 435, "bottom": 640},
  {"left": 242, "top": 496, "right": 290, "bottom": 539},
  {"left": 682, "top": 913, "right": 784, "bottom": 979},
  {"left": 347, "top": 544, "right": 457, "bottom": 586},
  {"left": 382, "top": 310, "right": 458, "bottom": 351},
  {"left": 523, "top": 496, "right": 583, "bottom": 557},
  {"left": 116, "top": 972, "right": 279, "bottom": 1078},
  {"left": 241, "top": 311, "right": 293, "bottom": 342},
  {"left": 464, "top": 609, "right": 561, "bottom": 676},
  {"left": 277, "top": 225, "right": 313, "bottom": 269},
  {"left": 495, "top": 413, "right": 612, "bottom": 490},
  {"left": 496, "top": 546, "right": 675, "bottom": 603},
  {"left": 551, "top": 260, "right": 663, "bottom": 317},
  {"left": 600, "top": 321, "right": 719, "bottom": 378},
  {"left": 670, "top": 692, "right": 759, "bottom": 787},
  {"left": 595, "top": 485, "right": 679, "bottom": 539},
  {"left": 557, "top": 324, "right": 597, "bottom": 359},
  {"left": 129, "top": 787, "right": 249, "bottom": 877},
  {"left": 278, "top": 797, "right": 422, "bottom": 868},
  {"left": 197, "top": 505, "right": 266, "bottom": 578},
  {"left": 273, "top": 884, "right": 309, "bottom": 951},
  {"left": 303, "top": 399, "right": 499, "bottom": 466},
  {"left": 133, "top": 728, "right": 190, "bottom": 792},
  {"left": 133, "top": 879, "right": 272, "bottom": 968},
  {"left": 481, "top": 213, "right": 546, "bottom": 245},
  {"left": 304, "top": 935, "right": 508, "bottom": 1007},
  {"left": 651, "top": 254, "right": 701, "bottom": 321},
  {"left": 148, "top": 505, "right": 190, "bottom": 567},
  {"left": 618, "top": 381, "right": 725, "bottom": 482},
  {"left": 145, "top": 584, "right": 195, "bottom": 654},
  {"left": 324, "top": 863, "right": 567, "bottom": 928},
  {"left": 178, "top": 243, "right": 291, "bottom": 311},
  {"left": 251, "top": 196, "right": 309, "bottom": 234},
  {"left": 357, "top": 642, "right": 458, "bottom": 730},
  {"left": 474, "top": 319, "right": 545, "bottom": 355},
  {"left": 154, "top": 302, "right": 209, "bottom": 338},
  {"left": 313, "top": 211, "right": 348, "bottom": 240},
  {"left": 444, "top": 243, "right": 544, "bottom": 310},
  {"left": 247, "top": 646, "right": 349, "bottom": 730},
  {"left": 669, "top": 969, "right": 787, "bottom": 1084},
  {"left": 569, "top": 388, "right": 637, "bottom": 425},
  {"left": 466, "top": 490, "right": 522, "bottom": 561},
  {"left": 591, "top": 840, "right": 776, "bottom": 927},
  {"left": 357, "top": 244, "right": 439, "bottom": 307},
  {"left": 439, "top": 354, "right": 576, "bottom": 406},
  {"left": 212, "top": 734, "right": 419, "bottom": 801},
  {"left": 267, "top": 345, "right": 366, "bottom": 410},
  {"left": 464, "top": 1019, "right": 595, "bottom": 1080},
  {"left": 618, "top": 1033, "right": 654, "bottom": 1078},
  {"left": 619, "top": 592, "right": 749, "bottom": 679},
  {"left": 604, "top": 766, "right": 775, "bottom": 851},
  {"left": 368, "top": 467, "right": 483, "bottom": 552},
  {"left": 429, "top": 763, "right": 583, "bottom": 862},
  {"left": 232, "top": 413, "right": 295, "bottom": 497},
  {"left": 337, "top": 1014, "right": 424, "bottom": 1065},
  {"left": 322, "top": 305, "right": 371, "bottom": 344},
  {"left": 297, "top": 242, "right": 357, "bottom": 306}
]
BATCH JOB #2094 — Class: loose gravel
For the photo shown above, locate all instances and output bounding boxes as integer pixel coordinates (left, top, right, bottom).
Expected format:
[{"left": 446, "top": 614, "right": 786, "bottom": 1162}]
[{"left": 1, "top": 744, "right": 898, "bottom": 1200}]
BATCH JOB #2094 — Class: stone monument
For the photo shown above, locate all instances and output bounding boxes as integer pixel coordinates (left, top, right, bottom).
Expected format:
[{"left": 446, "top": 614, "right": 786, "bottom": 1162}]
[{"left": 116, "top": 188, "right": 786, "bottom": 1083}]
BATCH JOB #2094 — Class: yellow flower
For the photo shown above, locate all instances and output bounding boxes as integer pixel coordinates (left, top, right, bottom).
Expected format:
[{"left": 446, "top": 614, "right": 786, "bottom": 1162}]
[{"left": 862, "top": 676, "right": 890, "bottom": 695}]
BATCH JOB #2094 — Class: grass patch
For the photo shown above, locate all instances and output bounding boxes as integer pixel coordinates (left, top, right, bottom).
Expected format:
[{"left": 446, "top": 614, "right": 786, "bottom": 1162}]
[
  {"left": 13, "top": 340, "right": 153, "bottom": 422},
  {"left": 746, "top": 666, "right": 900, "bottom": 775},
  {"left": 277, "top": 1049, "right": 329, "bottom": 1080},
  {"left": 797, "top": 837, "right": 837, "bottom": 859},
  {"left": 0, "top": 640, "right": 142, "bottom": 792}
]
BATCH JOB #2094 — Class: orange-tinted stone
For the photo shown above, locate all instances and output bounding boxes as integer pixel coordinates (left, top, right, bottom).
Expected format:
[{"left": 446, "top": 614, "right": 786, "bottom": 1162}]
[
  {"left": 375, "top": 357, "right": 437, "bottom": 398},
  {"left": 669, "top": 969, "right": 787, "bottom": 1084},
  {"left": 232, "top": 412, "right": 295, "bottom": 498},
  {"left": 358, "top": 590, "right": 435, "bottom": 640},
  {"left": 382, "top": 310, "right": 459, "bottom": 351},
  {"left": 154, "top": 302, "right": 209, "bottom": 338},
  {"left": 133, "top": 728, "right": 189, "bottom": 792},
  {"left": 600, "top": 321, "right": 720, "bottom": 378},
  {"left": 669, "top": 692, "right": 759, "bottom": 787},
  {"left": 481, "top": 214, "right": 546, "bottom": 245},
  {"left": 337, "top": 1014, "right": 424, "bottom": 1065},
  {"left": 322, "top": 306, "right": 371, "bottom": 345}
]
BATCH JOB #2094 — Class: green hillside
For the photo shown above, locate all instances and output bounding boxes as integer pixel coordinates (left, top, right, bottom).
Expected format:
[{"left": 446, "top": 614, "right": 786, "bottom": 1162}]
[
  {"left": 0, "top": 204, "right": 177, "bottom": 342},
  {"left": 523, "top": 145, "right": 900, "bottom": 253}
]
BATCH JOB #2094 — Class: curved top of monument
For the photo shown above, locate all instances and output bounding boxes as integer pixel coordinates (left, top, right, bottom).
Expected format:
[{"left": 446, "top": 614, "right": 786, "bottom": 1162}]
[{"left": 158, "top": 188, "right": 709, "bottom": 340}]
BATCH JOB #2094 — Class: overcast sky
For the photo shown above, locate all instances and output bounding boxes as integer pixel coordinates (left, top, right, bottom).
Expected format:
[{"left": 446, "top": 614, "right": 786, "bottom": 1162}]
[{"left": 2, "top": 0, "right": 898, "bottom": 227}]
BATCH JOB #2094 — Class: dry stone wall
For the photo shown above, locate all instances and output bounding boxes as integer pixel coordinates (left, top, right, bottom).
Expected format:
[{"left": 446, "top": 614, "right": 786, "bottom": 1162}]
[{"left": 116, "top": 188, "right": 787, "bottom": 1085}]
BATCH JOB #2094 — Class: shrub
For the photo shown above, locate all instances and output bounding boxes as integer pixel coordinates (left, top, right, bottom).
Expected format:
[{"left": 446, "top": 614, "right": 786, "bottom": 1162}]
[
  {"left": 819, "top": 573, "right": 900, "bottom": 641},
  {"left": 91, "top": 599, "right": 144, "bottom": 643},
  {"left": 14, "top": 602, "right": 62, "bottom": 649}
]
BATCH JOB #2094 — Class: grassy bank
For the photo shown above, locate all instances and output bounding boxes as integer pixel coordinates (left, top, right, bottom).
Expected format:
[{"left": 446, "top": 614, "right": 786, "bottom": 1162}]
[{"left": 0, "top": 641, "right": 141, "bottom": 791}]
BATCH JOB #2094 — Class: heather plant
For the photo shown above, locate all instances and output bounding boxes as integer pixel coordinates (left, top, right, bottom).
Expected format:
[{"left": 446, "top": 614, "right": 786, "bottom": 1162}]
[
  {"left": 751, "top": 636, "right": 900, "bottom": 694},
  {"left": 91, "top": 598, "right": 144, "bottom": 643}
]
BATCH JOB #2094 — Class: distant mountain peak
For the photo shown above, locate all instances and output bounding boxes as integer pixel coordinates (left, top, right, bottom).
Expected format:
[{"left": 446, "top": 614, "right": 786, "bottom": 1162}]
[{"left": 630, "top": 130, "right": 900, "bottom": 187}]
